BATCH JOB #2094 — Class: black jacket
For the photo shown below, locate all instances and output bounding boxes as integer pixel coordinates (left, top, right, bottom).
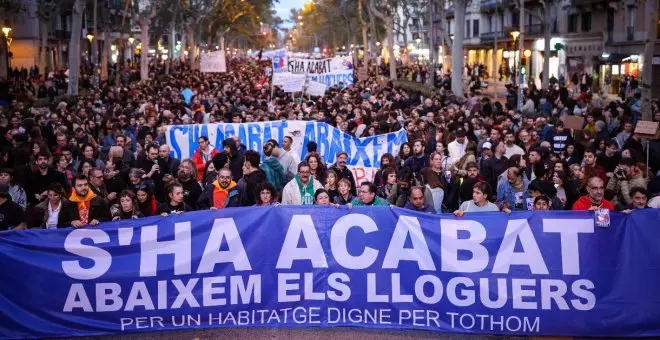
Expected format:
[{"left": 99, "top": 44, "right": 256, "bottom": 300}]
[
  {"left": 58, "top": 196, "right": 111, "bottom": 228},
  {"left": 329, "top": 164, "right": 357, "bottom": 195},
  {"left": 240, "top": 169, "right": 268, "bottom": 206},
  {"left": 222, "top": 138, "right": 244, "bottom": 181}
]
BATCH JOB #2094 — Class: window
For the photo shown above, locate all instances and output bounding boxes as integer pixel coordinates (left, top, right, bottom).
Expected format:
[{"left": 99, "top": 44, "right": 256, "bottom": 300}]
[
  {"left": 466, "top": 19, "right": 470, "bottom": 38},
  {"left": 488, "top": 15, "right": 493, "bottom": 32},
  {"left": 473, "top": 19, "right": 479, "bottom": 37},
  {"left": 581, "top": 12, "right": 591, "bottom": 32},
  {"left": 568, "top": 14, "right": 577, "bottom": 33},
  {"left": 512, "top": 12, "right": 519, "bottom": 27}
]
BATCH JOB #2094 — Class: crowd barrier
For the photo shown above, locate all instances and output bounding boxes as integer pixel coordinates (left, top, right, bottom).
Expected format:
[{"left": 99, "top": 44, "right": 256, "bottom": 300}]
[{"left": 1, "top": 207, "right": 659, "bottom": 338}]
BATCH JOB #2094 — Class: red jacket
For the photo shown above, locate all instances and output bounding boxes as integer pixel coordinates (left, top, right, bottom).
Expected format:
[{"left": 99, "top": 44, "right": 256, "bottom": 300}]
[
  {"left": 572, "top": 195, "right": 614, "bottom": 211},
  {"left": 192, "top": 147, "right": 220, "bottom": 182}
]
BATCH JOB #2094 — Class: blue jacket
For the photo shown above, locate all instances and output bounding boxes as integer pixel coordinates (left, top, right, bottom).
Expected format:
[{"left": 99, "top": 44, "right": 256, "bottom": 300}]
[
  {"left": 404, "top": 201, "right": 436, "bottom": 213},
  {"left": 102, "top": 130, "right": 137, "bottom": 153},
  {"left": 497, "top": 178, "right": 531, "bottom": 210}
]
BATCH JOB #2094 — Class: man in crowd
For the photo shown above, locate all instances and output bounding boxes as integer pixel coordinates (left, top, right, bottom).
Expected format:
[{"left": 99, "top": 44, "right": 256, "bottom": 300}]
[
  {"left": 545, "top": 120, "right": 571, "bottom": 155},
  {"left": 404, "top": 139, "right": 430, "bottom": 180},
  {"left": 0, "top": 183, "right": 26, "bottom": 231},
  {"left": 606, "top": 158, "right": 647, "bottom": 206},
  {"left": 481, "top": 141, "right": 507, "bottom": 193},
  {"left": 198, "top": 168, "right": 242, "bottom": 209},
  {"left": 583, "top": 148, "right": 608, "bottom": 182},
  {"left": 282, "top": 136, "right": 300, "bottom": 165},
  {"left": 447, "top": 128, "right": 467, "bottom": 165},
  {"left": 622, "top": 187, "right": 649, "bottom": 213},
  {"left": 282, "top": 162, "right": 322, "bottom": 205},
  {"left": 598, "top": 140, "right": 621, "bottom": 177},
  {"left": 573, "top": 177, "right": 615, "bottom": 210},
  {"left": 29, "top": 152, "right": 67, "bottom": 205},
  {"left": 329, "top": 151, "right": 357, "bottom": 195},
  {"left": 59, "top": 175, "right": 111, "bottom": 228},
  {"left": 404, "top": 186, "right": 436, "bottom": 213},
  {"left": 265, "top": 139, "right": 297, "bottom": 179},
  {"left": 351, "top": 181, "right": 388, "bottom": 206},
  {"left": 158, "top": 144, "right": 181, "bottom": 175},
  {"left": 239, "top": 150, "right": 268, "bottom": 206},
  {"left": 504, "top": 130, "right": 525, "bottom": 158},
  {"left": 178, "top": 159, "right": 203, "bottom": 210}
]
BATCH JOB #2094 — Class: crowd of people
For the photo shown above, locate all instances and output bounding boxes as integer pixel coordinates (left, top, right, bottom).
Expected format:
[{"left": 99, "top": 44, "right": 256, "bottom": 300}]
[{"left": 0, "top": 56, "right": 658, "bottom": 231}]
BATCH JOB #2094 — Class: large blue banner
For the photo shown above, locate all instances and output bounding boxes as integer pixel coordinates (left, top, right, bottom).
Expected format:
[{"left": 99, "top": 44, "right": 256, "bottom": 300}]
[{"left": 1, "top": 208, "right": 660, "bottom": 338}]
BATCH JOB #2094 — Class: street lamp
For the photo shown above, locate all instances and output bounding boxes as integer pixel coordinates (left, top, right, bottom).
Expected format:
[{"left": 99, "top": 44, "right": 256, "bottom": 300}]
[
  {"left": 523, "top": 49, "right": 531, "bottom": 58},
  {"left": 510, "top": 30, "right": 520, "bottom": 87},
  {"left": 86, "top": 33, "right": 94, "bottom": 43},
  {"left": 1, "top": 20, "right": 11, "bottom": 38},
  {"left": 128, "top": 35, "right": 135, "bottom": 45}
]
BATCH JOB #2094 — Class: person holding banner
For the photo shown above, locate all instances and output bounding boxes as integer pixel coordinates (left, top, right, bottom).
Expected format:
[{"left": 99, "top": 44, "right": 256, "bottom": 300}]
[
  {"left": 198, "top": 168, "right": 243, "bottom": 210},
  {"left": 59, "top": 175, "right": 111, "bottom": 228},
  {"left": 455, "top": 182, "right": 500, "bottom": 215},
  {"left": 349, "top": 182, "right": 389, "bottom": 207},
  {"left": 403, "top": 186, "right": 437, "bottom": 213},
  {"left": 0, "top": 183, "right": 27, "bottom": 231},
  {"left": 157, "top": 183, "right": 193, "bottom": 216},
  {"left": 281, "top": 162, "right": 322, "bottom": 206}
]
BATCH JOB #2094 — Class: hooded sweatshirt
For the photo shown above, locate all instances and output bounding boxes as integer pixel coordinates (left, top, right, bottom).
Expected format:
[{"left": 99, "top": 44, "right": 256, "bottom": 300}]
[
  {"left": 572, "top": 195, "right": 614, "bottom": 211},
  {"left": 222, "top": 138, "right": 244, "bottom": 181},
  {"left": 282, "top": 175, "right": 322, "bottom": 205}
]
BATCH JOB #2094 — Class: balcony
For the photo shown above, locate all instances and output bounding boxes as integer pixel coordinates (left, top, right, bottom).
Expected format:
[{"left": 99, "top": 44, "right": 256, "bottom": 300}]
[
  {"left": 481, "top": 0, "right": 502, "bottom": 11},
  {"left": 480, "top": 31, "right": 505, "bottom": 42},
  {"left": 525, "top": 23, "right": 543, "bottom": 35}
]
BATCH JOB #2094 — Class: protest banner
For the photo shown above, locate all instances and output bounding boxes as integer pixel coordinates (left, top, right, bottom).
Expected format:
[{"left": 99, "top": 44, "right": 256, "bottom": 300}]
[
  {"left": 1, "top": 208, "right": 660, "bottom": 338},
  {"left": 200, "top": 51, "right": 227, "bottom": 73},
  {"left": 282, "top": 75, "right": 306, "bottom": 93},
  {"left": 261, "top": 48, "right": 288, "bottom": 73},
  {"left": 561, "top": 115, "right": 584, "bottom": 131},
  {"left": 287, "top": 56, "right": 353, "bottom": 74},
  {"left": 306, "top": 81, "right": 327, "bottom": 97},
  {"left": 165, "top": 122, "right": 408, "bottom": 184}
]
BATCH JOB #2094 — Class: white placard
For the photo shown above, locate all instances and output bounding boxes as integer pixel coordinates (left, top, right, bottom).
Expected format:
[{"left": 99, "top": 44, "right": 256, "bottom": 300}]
[
  {"left": 282, "top": 74, "right": 306, "bottom": 93},
  {"left": 272, "top": 73, "right": 287, "bottom": 86},
  {"left": 200, "top": 51, "right": 227, "bottom": 73},
  {"left": 306, "top": 81, "right": 327, "bottom": 97}
]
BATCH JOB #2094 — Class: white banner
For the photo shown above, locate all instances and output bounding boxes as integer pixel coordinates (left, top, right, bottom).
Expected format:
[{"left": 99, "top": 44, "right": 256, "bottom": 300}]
[
  {"left": 165, "top": 121, "right": 408, "bottom": 185},
  {"left": 262, "top": 48, "right": 288, "bottom": 73},
  {"left": 306, "top": 81, "right": 327, "bottom": 97},
  {"left": 287, "top": 56, "right": 353, "bottom": 74},
  {"left": 282, "top": 74, "right": 306, "bottom": 93},
  {"left": 200, "top": 51, "right": 226, "bottom": 73}
]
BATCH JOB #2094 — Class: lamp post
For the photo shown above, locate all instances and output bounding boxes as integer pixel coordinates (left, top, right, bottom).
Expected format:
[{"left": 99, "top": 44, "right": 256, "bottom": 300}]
[
  {"left": 1, "top": 20, "right": 11, "bottom": 78},
  {"left": 510, "top": 30, "right": 519, "bottom": 87},
  {"left": 86, "top": 33, "right": 94, "bottom": 64}
]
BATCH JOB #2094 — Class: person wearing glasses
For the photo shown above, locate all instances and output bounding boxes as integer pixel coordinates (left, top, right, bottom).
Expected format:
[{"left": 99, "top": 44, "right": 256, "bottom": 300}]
[
  {"left": 281, "top": 162, "right": 323, "bottom": 206},
  {"left": 572, "top": 176, "right": 614, "bottom": 211}
]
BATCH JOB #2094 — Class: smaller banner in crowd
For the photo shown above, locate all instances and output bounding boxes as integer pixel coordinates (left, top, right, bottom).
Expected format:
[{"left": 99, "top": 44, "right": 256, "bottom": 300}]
[
  {"left": 199, "top": 51, "right": 227, "bottom": 73},
  {"left": 261, "top": 48, "right": 288, "bottom": 73},
  {"left": 1, "top": 208, "right": 660, "bottom": 338},
  {"left": 307, "top": 81, "right": 327, "bottom": 97},
  {"left": 166, "top": 121, "right": 408, "bottom": 184},
  {"left": 282, "top": 75, "right": 306, "bottom": 93}
]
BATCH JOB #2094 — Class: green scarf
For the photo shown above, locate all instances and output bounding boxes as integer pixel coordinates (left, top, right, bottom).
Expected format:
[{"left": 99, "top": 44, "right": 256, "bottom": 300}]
[{"left": 295, "top": 174, "right": 315, "bottom": 205}]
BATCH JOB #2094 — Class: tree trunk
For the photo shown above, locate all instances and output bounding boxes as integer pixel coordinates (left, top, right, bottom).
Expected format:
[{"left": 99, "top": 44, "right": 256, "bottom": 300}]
[
  {"left": 542, "top": 22, "right": 550, "bottom": 89},
  {"left": 0, "top": 36, "right": 7, "bottom": 79},
  {"left": 39, "top": 19, "right": 49, "bottom": 75},
  {"left": 451, "top": 0, "right": 467, "bottom": 97},
  {"left": 358, "top": 0, "right": 369, "bottom": 71},
  {"left": 169, "top": 19, "right": 176, "bottom": 61},
  {"left": 427, "top": 0, "right": 436, "bottom": 87},
  {"left": 516, "top": 0, "right": 525, "bottom": 112},
  {"left": 180, "top": 20, "right": 187, "bottom": 62},
  {"left": 139, "top": 21, "right": 150, "bottom": 80},
  {"left": 91, "top": 0, "right": 98, "bottom": 68},
  {"left": 387, "top": 17, "right": 396, "bottom": 80},
  {"left": 187, "top": 25, "right": 195, "bottom": 67},
  {"left": 641, "top": 0, "right": 658, "bottom": 121},
  {"left": 68, "top": 0, "right": 85, "bottom": 95},
  {"left": 101, "top": 29, "right": 109, "bottom": 80}
]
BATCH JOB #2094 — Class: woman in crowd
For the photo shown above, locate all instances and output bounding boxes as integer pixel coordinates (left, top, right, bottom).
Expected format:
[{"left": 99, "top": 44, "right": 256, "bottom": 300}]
[
  {"left": 314, "top": 189, "right": 338, "bottom": 207},
  {"left": 135, "top": 184, "right": 158, "bottom": 217},
  {"left": 78, "top": 144, "right": 105, "bottom": 170},
  {"left": 35, "top": 182, "right": 67, "bottom": 229},
  {"left": 324, "top": 170, "right": 340, "bottom": 203},
  {"left": 0, "top": 168, "right": 27, "bottom": 210},
  {"left": 333, "top": 178, "right": 354, "bottom": 205},
  {"left": 373, "top": 153, "right": 395, "bottom": 187},
  {"left": 455, "top": 182, "right": 499, "bottom": 214},
  {"left": 112, "top": 190, "right": 144, "bottom": 220},
  {"left": 305, "top": 152, "right": 327, "bottom": 185},
  {"left": 420, "top": 167, "right": 445, "bottom": 213},
  {"left": 76, "top": 159, "right": 96, "bottom": 179},
  {"left": 377, "top": 166, "right": 398, "bottom": 199},
  {"left": 255, "top": 182, "right": 279, "bottom": 206},
  {"left": 395, "top": 142, "right": 412, "bottom": 170}
]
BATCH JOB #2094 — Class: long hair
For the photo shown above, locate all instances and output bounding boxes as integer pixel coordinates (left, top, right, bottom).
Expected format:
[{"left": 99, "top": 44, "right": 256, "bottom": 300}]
[
  {"left": 421, "top": 167, "right": 443, "bottom": 189},
  {"left": 118, "top": 190, "right": 139, "bottom": 215}
]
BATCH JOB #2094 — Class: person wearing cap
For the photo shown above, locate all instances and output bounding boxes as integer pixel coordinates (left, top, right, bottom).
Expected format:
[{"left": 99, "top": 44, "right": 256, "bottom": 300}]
[
  {"left": 329, "top": 151, "right": 357, "bottom": 196},
  {"left": 447, "top": 128, "right": 468, "bottom": 166},
  {"left": 0, "top": 182, "right": 27, "bottom": 231},
  {"left": 477, "top": 141, "right": 493, "bottom": 170}
]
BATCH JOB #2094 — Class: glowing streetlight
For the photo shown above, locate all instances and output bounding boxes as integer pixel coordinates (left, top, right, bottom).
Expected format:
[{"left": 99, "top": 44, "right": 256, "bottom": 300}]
[
  {"left": 1, "top": 20, "right": 11, "bottom": 38},
  {"left": 523, "top": 49, "right": 531, "bottom": 58},
  {"left": 375, "top": 41, "right": 381, "bottom": 46},
  {"left": 298, "top": 15, "right": 302, "bottom": 20},
  {"left": 128, "top": 35, "right": 135, "bottom": 45},
  {"left": 415, "top": 37, "right": 421, "bottom": 44},
  {"left": 86, "top": 33, "right": 94, "bottom": 42},
  {"left": 510, "top": 30, "right": 520, "bottom": 41}
]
